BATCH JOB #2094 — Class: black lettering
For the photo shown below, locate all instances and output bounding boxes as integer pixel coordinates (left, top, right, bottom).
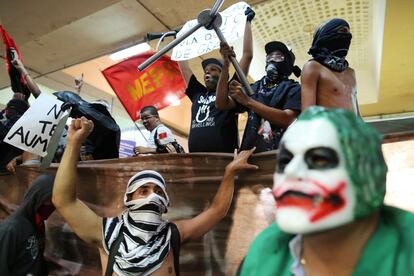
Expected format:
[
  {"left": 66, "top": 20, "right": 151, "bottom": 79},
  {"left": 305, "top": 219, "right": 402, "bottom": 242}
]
[
  {"left": 7, "top": 126, "right": 24, "bottom": 143},
  {"left": 39, "top": 120, "right": 53, "bottom": 134},
  {"left": 49, "top": 124, "right": 57, "bottom": 136},
  {"left": 47, "top": 104, "right": 63, "bottom": 120},
  {"left": 24, "top": 131, "right": 37, "bottom": 147},
  {"left": 32, "top": 136, "right": 48, "bottom": 152}
]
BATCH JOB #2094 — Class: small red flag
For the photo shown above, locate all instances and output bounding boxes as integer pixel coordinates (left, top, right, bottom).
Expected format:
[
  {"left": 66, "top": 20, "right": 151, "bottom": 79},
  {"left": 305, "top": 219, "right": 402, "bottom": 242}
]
[
  {"left": 0, "top": 25, "right": 30, "bottom": 98},
  {"left": 102, "top": 52, "right": 186, "bottom": 121}
]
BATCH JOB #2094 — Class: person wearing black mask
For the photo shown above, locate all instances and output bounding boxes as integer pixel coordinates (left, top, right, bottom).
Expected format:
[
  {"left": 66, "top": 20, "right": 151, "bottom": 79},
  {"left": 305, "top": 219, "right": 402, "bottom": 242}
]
[
  {"left": 301, "top": 18, "right": 360, "bottom": 115},
  {"left": 177, "top": 7, "right": 255, "bottom": 153},
  {"left": 217, "top": 41, "right": 301, "bottom": 153},
  {"left": 0, "top": 174, "right": 55, "bottom": 275}
]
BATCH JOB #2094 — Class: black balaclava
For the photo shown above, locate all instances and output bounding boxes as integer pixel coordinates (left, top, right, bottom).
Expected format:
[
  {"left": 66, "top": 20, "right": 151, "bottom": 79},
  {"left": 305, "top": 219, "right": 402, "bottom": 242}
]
[
  {"left": 264, "top": 41, "right": 301, "bottom": 85},
  {"left": 5, "top": 98, "right": 29, "bottom": 119},
  {"left": 308, "top": 18, "right": 352, "bottom": 72},
  {"left": 16, "top": 174, "right": 55, "bottom": 224}
]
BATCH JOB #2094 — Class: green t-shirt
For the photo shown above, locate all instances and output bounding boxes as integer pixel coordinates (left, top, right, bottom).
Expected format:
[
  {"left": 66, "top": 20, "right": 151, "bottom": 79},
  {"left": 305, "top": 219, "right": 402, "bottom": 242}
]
[{"left": 239, "top": 206, "right": 414, "bottom": 275}]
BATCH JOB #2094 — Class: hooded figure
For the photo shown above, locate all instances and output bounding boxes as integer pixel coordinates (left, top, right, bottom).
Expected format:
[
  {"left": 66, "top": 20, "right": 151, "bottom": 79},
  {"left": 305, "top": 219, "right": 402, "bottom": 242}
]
[
  {"left": 0, "top": 174, "right": 55, "bottom": 275},
  {"left": 102, "top": 170, "right": 173, "bottom": 276},
  {"left": 308, "top": 18, "right": 352, "bottom": 72}
]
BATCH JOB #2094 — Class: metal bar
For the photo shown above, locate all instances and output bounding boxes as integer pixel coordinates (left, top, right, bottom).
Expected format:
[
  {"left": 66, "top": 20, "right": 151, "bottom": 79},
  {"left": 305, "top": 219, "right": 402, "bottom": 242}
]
[
  {"left": 210, "top": 0, "right": 225, "bottom": 17},
  {"left": 40, "top": 109, "right": 71, "bottom": 168},
  {"left": 213, "top": 26, "right": 254, "bottom": 96},
  {"left": 138, "top": 23, "right": 203, "bottom": 71}
]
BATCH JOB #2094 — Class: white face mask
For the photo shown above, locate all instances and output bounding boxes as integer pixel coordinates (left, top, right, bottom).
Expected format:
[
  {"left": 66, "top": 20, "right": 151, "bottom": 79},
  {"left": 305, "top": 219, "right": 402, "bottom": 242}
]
[
  {"left": 273, "top": 119, "right": 355, "bottom": 234},
  {"left": 126, "top": 192, "right": 168, "bottom": 214}
]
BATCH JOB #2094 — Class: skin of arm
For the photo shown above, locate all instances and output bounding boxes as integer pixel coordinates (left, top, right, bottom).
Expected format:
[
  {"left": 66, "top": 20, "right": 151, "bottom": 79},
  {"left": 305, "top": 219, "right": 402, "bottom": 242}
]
[
  {"left": 300, "top": 61, "right": 321, "bottom": 111},
  {"left": 175, "top": 148, "right": 258, "bottom": 243},
  {"left": 216, "top": 21, "right": 253, "bottom": 110},
  {"left": 52, "top": 117, "right": 103, "bottom": 247},
  {"left": 133, "top": 146, "right": 157, "bottom": 155},
  {"left": 228, "top": 80, "right": 298, "bottom": 128},
  {"left": 10, "top": 49, "right": 41, "bottom": 98},
  {"left": 177, "top": 60, "right": 193, "bottom": 86}
]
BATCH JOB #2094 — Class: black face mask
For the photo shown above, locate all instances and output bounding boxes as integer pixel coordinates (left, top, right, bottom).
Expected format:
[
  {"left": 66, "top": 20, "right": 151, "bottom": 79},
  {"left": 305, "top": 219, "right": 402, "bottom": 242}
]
[
  {"left": 320, "top": 33, "right": 352, "bottom": 58},
  {"left": 265, "top": 61, "right": 290, "bottom": 82}
]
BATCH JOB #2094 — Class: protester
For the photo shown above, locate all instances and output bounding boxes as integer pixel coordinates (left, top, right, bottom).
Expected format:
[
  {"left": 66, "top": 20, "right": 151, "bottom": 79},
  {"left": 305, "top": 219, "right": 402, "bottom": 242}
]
[
  {"left": 0, "top": 94, "right": 30, "bottom": 175},
  {"left": 0, "top": 174, "right": 55, "bottom": 275},
  {"left": 238, "top": 106, "right": 414, "bottom": 275},
  {"left": 177, "top": 7, "right": 255, "bottom": 153},
  {"left": 52, "top": 116, "right": 257, "bottom": 275},
  {"left": 133, "top": 105, "right": 184, "bottom": 155},
  {"left": 217, "top": 40, "right": 301, "bottom": 153},
  {"left": 301, "top": 18, "right": 360, "bottom": 115}
]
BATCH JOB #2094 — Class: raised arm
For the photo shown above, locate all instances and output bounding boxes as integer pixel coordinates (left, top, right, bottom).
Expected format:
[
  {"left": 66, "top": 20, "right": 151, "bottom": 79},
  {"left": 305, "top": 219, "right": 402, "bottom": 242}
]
[
  {"left": 52, "top": 117, "right": 103, "bottom": 247},
  {"left": 10, "top": 49, "right": 41, "bottom": 98},
  {"left": 228, "top": 80, "right": 298, "bottom": 128},
  {"left": 239, "top": 7, "right": 255, "bottom": 74},
  {"left": 216, "top": 43, "right": 237, "bottom": 110},
  {"left": 300, "top": 61, "right": 320, "bottom": 110},
  {"left": 177, "top": 60, "right": 193, "bottom": 86},
  {"left": 175, "top": 148, "right": 258, "bottom": 243}
]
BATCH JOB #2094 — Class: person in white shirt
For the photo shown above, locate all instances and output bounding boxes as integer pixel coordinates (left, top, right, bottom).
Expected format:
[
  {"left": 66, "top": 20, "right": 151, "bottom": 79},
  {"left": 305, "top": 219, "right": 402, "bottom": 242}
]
[{"left": 134, "top": 106, "right": 181, "bottom": 155}]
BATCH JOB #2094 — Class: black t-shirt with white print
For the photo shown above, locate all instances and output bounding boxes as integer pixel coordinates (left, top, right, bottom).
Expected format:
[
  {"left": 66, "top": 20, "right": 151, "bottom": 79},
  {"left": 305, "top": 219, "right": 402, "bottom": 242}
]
[{"left": 186, "top": 75, "right": 238, "bottom": 153}]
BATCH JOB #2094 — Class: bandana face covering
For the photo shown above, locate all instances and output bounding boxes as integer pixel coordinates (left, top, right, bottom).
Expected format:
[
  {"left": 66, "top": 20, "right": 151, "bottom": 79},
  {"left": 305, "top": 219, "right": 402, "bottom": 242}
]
[
  {"left": 308, "top": 18, "right": 352, "bottom": 72},
  {"left": 103, "top": 170, "right": 172, "bottom": 276}
]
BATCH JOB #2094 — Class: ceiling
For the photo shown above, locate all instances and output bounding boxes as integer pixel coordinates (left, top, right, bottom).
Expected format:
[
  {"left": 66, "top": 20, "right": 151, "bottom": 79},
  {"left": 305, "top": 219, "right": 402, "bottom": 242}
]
[{"left": 0, "top": 0, "right": 413, "bottom": 136}]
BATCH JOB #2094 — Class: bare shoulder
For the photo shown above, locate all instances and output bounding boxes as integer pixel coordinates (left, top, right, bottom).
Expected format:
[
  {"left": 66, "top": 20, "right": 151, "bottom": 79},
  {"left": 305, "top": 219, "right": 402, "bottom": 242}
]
[
  {"left": 303, "top": 60, "right": 323, "bottom": 71},
  {"left": 301, "top": 60, "right": 323, "bottom": 78}
]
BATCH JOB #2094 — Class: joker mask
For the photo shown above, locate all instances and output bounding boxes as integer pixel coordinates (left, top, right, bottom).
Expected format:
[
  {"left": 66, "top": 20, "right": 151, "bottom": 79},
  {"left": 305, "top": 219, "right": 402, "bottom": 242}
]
[{"left": 273, "top": 107, "right": 387, "bottom": 234}]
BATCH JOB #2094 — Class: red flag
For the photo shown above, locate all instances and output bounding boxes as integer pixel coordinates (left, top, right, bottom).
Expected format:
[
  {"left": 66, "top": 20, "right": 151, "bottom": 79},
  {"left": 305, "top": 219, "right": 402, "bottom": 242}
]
[
  {"left": 102, "top": 52, "right": 186, "bottom": 121},
  {"left": 0, "top": 25, "right": 30, "bottom": 98},
  {"left": 0, "top": 25, "right": 24, "bottom": 73}
]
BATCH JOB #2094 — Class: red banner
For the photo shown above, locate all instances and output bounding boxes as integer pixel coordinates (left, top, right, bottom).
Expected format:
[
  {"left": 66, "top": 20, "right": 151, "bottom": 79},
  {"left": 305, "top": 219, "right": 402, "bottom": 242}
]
[{"left": 102, "top": 52, "right": 186, "bottom": 121}]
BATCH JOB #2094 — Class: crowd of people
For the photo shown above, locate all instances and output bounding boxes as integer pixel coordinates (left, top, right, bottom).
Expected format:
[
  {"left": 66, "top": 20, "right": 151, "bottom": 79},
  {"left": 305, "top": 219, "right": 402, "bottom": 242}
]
[{"left": 1, "top": 5, "right": 413, "bottom": 276}]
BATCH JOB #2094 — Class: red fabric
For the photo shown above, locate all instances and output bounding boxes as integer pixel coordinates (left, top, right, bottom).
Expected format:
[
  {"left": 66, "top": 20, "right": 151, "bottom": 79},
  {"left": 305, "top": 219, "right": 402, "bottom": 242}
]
[
  {"left": 102, "top": 52, "right": 186, "bottom": 121},
  {"left": 0, "top": 25, "right": 24, "bottom": 73},
  {"left": 158, "top": 132, "right": 168, "bottom": 139}
]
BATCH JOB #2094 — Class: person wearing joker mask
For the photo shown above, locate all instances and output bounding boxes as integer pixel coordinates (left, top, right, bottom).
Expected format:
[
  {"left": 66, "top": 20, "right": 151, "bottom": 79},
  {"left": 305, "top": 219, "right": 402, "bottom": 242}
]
[
  {"left": 301, "top": 18, "right": 360, "bottom": 115},
  {"left": 238, "top": 106, "right": 414, "bottom": 275},
  {"left": 0, "top": 174, "right": 55, "bottom": 275},
  {"left": 217, "top": 41, "right": 302, "bottom": 153},
  {"left": 52, "top": 116, "right": 258, "bottom": 276}
]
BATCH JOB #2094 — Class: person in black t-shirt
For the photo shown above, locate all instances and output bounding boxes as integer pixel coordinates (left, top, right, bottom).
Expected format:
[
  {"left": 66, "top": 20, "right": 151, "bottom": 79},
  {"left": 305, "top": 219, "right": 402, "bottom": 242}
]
[
  {"left": 177, "top": 7, "right": 255, "bottom": 153},
  {"left": 217, "top": 41, "right": 302, "bottom": 153}
]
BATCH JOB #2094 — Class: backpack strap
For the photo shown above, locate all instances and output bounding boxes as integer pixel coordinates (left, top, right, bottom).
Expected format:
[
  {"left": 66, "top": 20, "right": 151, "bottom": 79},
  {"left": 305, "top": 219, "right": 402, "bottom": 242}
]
[
  {"left": 169, "top": 222, "right": 181, "bottom": 276},
  {"left": 105, "top": 227, "right": 125, "bottom": 276}
]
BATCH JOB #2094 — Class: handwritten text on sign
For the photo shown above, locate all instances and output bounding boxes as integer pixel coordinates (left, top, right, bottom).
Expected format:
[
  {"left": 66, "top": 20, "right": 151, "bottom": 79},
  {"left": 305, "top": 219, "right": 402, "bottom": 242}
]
[
  {"left": 171, "top": 2, "right": 249, "bottom": 61},
  {"left": 4, "top": 93, "right": 68, "bottom": 157}
]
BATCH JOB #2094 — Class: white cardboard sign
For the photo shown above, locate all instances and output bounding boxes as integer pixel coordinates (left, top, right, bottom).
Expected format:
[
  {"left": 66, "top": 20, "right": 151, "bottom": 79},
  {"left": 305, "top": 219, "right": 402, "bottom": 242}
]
[
  {"left": 4, "top": 93, "right": 68, "bottom": 157},
  {"left": 171, "top": 2, "right": 249, "bottom": 61}
]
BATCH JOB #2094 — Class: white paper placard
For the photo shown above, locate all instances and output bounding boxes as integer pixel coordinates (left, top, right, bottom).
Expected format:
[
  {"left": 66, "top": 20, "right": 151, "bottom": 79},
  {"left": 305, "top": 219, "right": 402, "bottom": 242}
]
[
  {"left": 4, "top": 93, "right": 68, "bottom": 157},
  {"left": 171, "top": 2, "right": 249, "bottom": 61}
]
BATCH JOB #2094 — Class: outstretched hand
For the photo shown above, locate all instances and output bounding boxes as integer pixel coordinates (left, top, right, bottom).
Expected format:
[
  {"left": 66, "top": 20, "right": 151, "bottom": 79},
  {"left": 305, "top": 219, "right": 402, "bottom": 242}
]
[
  {"left": 226, "top": 147, "right": 258, "bottom": 174},
  {"left": 74, "top": 73, "right": 84, "bottom": 93},
  {"left": 67, "top": 117, "right": 94, "bottom": 145}
]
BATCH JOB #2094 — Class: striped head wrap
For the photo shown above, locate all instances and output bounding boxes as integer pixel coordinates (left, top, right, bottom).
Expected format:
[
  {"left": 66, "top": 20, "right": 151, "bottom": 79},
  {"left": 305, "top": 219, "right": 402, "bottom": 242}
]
[{"left": 103, "top": 170, "right": 172, "bottom": 275}]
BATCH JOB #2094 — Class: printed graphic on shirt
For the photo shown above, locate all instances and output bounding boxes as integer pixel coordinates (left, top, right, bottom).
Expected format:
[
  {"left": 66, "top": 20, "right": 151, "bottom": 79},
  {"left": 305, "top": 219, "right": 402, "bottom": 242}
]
[
  {"left": 192, "top": 95, "right": 216, "bottom": 128},
  {"left": 158, "top": 132, "right": 168, "bottom": 140},
  {"left": 258, "top": 119, "right": 273, "bottom": 142},
  {"left": 26, "top": 235, "right": 39, "bottom": 260}
]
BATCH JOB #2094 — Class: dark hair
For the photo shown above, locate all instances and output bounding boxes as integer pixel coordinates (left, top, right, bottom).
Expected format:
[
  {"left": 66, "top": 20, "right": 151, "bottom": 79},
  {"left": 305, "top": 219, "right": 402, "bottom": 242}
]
[{"left": 140, "top": 106, "right": 159, "bottom": 117}]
